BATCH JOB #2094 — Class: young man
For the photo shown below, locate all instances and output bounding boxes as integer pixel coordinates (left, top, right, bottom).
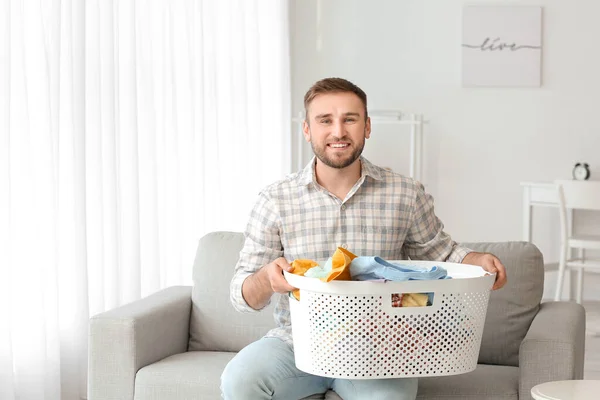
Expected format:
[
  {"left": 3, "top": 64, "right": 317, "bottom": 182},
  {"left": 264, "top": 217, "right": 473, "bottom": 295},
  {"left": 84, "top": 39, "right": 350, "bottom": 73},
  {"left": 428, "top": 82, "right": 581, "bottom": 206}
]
[{"left": 222, "top": 78, "right": 507, "bottom": 400}]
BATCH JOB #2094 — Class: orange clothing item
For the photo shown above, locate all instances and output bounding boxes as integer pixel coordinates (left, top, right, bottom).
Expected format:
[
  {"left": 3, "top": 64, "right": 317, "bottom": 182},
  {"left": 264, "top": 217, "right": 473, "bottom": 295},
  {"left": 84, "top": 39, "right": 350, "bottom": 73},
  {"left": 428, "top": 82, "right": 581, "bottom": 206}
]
[{"left": 289, "top": 247, "right": 357, "bottom": 300}]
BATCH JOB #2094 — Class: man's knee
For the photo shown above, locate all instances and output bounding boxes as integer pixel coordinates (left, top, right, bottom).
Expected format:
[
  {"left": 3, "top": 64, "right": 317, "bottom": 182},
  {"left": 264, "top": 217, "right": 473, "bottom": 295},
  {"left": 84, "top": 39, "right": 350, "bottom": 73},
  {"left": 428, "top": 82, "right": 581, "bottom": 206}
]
[{"left": 221, "top": 355, "right": 266, "bottom": 398}]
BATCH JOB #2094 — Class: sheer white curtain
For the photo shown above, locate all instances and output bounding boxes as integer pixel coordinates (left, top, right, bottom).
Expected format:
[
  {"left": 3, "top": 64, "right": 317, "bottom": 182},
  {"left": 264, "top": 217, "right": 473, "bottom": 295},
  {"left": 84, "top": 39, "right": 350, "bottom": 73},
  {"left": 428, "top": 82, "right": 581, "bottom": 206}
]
[{"left": 0, "top": 0, "right": 291, "bottom": 399}]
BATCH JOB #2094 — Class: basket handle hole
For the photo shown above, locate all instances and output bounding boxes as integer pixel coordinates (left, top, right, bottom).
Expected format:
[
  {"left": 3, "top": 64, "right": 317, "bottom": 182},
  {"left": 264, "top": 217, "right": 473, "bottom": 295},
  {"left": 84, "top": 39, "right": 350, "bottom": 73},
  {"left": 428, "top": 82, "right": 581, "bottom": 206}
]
[{"left": 391, "top": 292, "right": 434, "bottom": 308}]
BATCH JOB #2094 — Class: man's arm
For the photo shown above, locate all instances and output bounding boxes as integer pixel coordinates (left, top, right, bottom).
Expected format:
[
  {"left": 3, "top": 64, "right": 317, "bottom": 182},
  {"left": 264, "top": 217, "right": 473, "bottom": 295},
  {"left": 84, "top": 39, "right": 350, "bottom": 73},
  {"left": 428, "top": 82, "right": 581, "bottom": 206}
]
[
  {"left": 230, "top": 193, "right": 295, "bottom": 312},
  {"left": 403, "top": 181, "right": 507, "bottom": 290},
  {"left": 241, "top": 258, "right": 295, "bottom": 310},
  {"left": 240, "top": 266, "right": 273, "bottom": 310},
  {"left": 403, "top": 182, "right": 470, "bottom": 263}
]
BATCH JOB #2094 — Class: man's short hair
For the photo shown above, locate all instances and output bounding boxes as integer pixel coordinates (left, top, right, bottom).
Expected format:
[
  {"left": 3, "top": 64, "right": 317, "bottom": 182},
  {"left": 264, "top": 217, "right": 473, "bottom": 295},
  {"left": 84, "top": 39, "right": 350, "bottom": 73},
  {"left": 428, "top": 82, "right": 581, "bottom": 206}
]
[{"left": 303, "top": 77, "right": 368, "bottom": 121}]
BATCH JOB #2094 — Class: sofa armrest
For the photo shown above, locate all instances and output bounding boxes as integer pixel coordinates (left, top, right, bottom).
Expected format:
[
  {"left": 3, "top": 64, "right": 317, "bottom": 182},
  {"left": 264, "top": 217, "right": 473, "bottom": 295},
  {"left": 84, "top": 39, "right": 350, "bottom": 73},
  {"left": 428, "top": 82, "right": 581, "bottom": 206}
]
[
  {"left": 88, "top": 286, "right": 193, "bottom": 400},
  {"left": 519, "top": 301, "right": 586, "bottom": 399}
]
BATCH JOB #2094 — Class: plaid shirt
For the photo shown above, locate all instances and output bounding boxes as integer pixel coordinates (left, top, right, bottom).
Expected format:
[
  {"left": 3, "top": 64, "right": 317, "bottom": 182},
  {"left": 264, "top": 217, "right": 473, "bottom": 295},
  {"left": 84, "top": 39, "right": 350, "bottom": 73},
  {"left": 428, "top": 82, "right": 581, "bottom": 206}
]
[{"left": 230, "top": 156, "right": 471, "bottom": 346}]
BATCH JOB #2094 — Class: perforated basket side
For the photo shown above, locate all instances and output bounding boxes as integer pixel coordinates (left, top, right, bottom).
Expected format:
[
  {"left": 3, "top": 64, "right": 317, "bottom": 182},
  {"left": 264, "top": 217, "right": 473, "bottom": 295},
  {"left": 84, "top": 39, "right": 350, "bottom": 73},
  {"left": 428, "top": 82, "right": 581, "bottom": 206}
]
[{"left": 287, "top": 264, "right": 494, "bottom": 379}]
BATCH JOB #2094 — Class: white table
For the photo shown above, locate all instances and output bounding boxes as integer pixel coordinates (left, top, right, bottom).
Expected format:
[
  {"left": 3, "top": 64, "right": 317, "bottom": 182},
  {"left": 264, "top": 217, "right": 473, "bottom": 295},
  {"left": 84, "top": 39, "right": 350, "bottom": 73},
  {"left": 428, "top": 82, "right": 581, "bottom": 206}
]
[
  {"left": 531, "top": 380, "right": 600, "bottom": 400},
  {"left": 520, "top": 181, "right": 560, "bottom": 242},
  {"left": 521, "top": 180, "right": 600, "bottom": 241},
  {"left": 522, "top": 180, "right": 600, "bottom": 301},
  {"left": 521, "top": 181, "right": 574, "bottom": 299}
]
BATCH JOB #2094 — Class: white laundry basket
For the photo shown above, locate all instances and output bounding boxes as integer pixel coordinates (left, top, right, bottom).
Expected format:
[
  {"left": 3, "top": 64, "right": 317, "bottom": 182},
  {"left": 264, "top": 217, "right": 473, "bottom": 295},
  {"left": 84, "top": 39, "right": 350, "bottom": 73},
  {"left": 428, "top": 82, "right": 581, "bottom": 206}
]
[{"left": 283, "top": 261, "right": 495, "bottom": 379}]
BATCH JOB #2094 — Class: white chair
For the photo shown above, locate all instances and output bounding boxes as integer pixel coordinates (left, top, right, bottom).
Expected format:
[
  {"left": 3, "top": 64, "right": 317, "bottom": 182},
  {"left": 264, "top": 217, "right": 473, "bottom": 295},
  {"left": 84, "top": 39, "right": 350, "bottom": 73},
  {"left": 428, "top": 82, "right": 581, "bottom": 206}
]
[{"left": 554, "top": 179, "right": 600, "bottom": 304}]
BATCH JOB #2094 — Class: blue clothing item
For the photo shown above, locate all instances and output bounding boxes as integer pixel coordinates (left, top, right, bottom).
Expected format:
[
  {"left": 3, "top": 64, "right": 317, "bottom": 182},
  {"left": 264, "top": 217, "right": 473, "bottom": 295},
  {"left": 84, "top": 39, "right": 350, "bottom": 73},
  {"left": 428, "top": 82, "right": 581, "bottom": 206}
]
[
  {"left": 349, "top": 256, "right": 450, "bottom": 282},
  {"left": 221, "top": 337, "right": 418, "bottom": 400},
  {"left": 303, "top": 259, "right": 332, "bottom": 279}
]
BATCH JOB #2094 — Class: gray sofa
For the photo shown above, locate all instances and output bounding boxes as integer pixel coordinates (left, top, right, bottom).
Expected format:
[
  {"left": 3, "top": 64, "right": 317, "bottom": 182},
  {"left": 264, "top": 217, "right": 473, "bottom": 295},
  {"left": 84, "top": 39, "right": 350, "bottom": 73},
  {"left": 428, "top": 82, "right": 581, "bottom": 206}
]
[{"left": 88, "top": 231, "right": 586, "bottom": 400}]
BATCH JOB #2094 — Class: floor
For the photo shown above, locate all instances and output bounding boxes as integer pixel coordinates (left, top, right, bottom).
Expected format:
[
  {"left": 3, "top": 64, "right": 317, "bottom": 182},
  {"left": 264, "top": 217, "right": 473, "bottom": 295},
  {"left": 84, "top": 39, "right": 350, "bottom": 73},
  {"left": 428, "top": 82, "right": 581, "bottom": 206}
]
[{"left": 582, "top": 301, "right": 600, "bottom": 379}]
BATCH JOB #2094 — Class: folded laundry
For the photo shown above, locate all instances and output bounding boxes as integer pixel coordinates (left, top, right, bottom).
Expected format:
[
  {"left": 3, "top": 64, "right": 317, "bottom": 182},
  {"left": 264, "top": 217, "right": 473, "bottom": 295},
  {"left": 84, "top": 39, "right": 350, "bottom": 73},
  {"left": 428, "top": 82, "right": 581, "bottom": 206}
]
[
  {"left": 350, "top": 257, "right": 449, "bottom": 306},
  {"left": 289, "top": 248, "right": 449, "bottom": 306},
  {"left": 302, "top": 247, "right": 356, "bottom": 281},
  {"left": 290, "top": 247, "right": 356, "bottom": 300},
  {"left": 349, "top": 257, "right": 449, "bottom": 282}
]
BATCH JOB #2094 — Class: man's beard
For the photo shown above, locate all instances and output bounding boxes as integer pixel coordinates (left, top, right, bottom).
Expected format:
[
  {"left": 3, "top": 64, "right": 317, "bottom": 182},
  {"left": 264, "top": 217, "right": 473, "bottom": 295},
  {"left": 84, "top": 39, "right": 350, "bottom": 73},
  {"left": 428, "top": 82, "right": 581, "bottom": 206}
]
[{"left": 310, "top": 135, "right": 366, "bottom": 169}]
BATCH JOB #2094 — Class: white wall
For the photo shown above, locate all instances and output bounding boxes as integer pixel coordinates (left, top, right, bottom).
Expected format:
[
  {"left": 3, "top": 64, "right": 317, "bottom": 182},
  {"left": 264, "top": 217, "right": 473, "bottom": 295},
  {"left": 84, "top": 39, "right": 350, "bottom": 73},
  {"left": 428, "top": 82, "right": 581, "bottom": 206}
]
[{"left": 290, "top": 0, "right": 600, "bottom": 300}]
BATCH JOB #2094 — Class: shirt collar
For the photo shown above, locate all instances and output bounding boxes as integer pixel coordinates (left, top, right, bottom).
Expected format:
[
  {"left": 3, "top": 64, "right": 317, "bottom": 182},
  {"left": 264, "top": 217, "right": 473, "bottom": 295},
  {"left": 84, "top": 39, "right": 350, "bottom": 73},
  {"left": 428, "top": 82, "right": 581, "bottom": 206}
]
[
  {"left": 298, "top": 156, "right": 384, "bottom": 187},
  {"left": 359, "top": 156, "right": 384, "bottom": 181}
]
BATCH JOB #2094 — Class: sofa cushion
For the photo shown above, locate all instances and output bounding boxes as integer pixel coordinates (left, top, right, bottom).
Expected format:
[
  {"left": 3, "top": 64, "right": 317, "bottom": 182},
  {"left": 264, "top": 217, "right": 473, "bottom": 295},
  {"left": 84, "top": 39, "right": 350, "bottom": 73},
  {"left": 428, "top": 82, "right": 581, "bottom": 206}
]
[
  {"left": 135, "top": 351, "right": 235, "bottom": 400},
  {"left": 135, "top": 352, "right": 515, "bottom": 400},
  {"left": 188, "top": 231, "right": 276, "bottom": 352},
  {"left": 462, "top": 241, "right": 544, "bottom": 367},
  {"left": 135, "top": 351, "right": 341, "bottom": 400},
  {"left": 417, "top": 364, "right": 518, "bottom": 400}
]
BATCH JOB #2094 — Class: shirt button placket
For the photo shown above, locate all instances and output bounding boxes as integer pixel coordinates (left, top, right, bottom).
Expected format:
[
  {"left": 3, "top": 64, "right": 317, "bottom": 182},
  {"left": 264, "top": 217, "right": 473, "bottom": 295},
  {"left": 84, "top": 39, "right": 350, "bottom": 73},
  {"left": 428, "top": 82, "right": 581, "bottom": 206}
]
[{"left": 340, "top": 203, "right": 347, "bottom": 249}]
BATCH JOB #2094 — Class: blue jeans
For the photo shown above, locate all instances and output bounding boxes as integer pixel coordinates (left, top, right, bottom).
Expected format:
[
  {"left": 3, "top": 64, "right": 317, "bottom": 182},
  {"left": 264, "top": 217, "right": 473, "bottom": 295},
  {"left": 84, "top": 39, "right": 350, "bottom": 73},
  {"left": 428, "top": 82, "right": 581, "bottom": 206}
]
[{"left": 221, "top": 337, "right": 418, "bottom": 400}]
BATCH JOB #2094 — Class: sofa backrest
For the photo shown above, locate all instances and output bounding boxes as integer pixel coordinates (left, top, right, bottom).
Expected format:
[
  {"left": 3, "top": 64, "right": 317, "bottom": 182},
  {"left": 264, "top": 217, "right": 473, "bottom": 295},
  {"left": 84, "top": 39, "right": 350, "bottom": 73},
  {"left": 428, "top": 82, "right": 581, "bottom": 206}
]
[
  {"left": 188, "top": 231, "right": 276, "bottom": 352},
  {"left": 188, "top": 232, "right": 544, "bottom": 367},
  {"left": 462, "top": 241, "right": 544, "bottom": 366}
]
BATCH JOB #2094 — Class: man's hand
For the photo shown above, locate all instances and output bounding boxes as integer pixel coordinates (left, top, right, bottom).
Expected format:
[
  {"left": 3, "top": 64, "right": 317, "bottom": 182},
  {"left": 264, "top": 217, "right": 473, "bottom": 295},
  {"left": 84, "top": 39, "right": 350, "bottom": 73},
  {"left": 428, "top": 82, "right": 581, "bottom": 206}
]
[
  {"left": 242, "top": 257, "right": 296, "bottom": 310},
  {"left": 262, "top": 257, "right": 296, "bottom": 294},
  {"left": 461, "top": 252, "right": 507, "bottom": 290}
]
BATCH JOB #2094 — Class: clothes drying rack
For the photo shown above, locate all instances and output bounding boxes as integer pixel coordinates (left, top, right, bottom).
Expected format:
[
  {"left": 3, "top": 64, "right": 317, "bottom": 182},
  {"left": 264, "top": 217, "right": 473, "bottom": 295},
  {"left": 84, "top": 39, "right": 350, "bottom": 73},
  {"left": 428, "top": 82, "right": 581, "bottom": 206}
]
[{"left": 292, "top": 110, "right": 425, "bottom": 182}]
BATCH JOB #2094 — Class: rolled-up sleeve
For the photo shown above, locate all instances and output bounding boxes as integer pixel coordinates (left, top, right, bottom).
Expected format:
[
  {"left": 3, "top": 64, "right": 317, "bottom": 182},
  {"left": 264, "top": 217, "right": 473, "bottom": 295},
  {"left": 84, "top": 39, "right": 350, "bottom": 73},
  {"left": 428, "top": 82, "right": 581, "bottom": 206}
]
[
  {"left": 403, "top": 182, "right": 472, "bottom": 263},
  {"left": 230, "top": 192, "right": 284, "bottom": 313}
]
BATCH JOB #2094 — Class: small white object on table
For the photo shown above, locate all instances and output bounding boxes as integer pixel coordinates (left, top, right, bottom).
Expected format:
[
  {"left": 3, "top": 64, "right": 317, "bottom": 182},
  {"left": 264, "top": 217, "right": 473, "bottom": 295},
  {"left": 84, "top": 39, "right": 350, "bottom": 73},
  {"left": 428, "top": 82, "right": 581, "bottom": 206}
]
[{"left": 531, "top": 380, "right": 600, "bottom": 400}]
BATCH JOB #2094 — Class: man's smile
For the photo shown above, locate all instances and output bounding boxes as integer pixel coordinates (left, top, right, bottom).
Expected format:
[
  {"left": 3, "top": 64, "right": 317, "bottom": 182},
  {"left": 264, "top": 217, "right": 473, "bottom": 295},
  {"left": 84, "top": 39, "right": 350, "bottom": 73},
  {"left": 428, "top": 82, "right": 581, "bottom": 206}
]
[{"left": 327, "top": 142, "right": 350, "bottom": 150}]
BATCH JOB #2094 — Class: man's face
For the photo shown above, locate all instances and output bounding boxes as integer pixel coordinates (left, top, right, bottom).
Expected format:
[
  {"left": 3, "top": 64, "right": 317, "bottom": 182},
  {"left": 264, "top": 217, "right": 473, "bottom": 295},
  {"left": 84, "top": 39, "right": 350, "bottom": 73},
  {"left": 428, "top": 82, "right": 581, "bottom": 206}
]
[{"left": 303, "top": 92, "right": 371, "bottom": 169}]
